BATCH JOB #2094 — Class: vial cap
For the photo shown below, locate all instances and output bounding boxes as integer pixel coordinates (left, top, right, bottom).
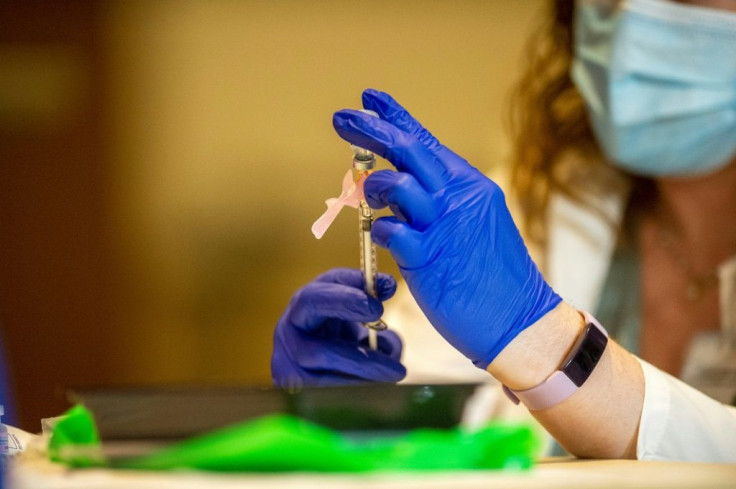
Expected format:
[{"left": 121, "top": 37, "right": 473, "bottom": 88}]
[{"left": 350, "top": 110, "right": 379, "bottom": 170}]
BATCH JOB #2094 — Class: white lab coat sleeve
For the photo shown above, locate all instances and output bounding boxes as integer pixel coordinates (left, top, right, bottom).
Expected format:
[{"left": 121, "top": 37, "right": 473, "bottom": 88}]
[{"left": 637, "top": 358, "right": 736, "bottom": 462}]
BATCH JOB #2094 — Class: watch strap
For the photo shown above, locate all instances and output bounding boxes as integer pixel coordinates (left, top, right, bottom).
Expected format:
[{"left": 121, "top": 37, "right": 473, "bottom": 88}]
[{"left": 502, "top": 310, "right": 608, "bottom": 411}]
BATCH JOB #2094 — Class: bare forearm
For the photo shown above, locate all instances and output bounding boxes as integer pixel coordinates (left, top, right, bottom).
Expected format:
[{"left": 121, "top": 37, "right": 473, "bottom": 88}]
[{"left": 488, "top": 301, "right": 644, "bottom": 459}]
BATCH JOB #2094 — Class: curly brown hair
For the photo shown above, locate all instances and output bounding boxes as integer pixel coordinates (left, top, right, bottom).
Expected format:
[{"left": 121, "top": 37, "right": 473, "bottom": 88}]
[{"left": 508, "top": 0, "right": 654, "bottom": 251}]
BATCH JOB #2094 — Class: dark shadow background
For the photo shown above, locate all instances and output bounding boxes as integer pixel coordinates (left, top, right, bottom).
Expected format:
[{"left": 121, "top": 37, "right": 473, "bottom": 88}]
[{"left": 0, "top": 0, "right": 539, "bottom": 431}]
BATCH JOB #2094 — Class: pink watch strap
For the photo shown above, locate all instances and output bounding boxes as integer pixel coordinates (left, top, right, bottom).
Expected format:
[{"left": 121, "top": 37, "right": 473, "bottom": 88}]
[{"left": 502, "top": 311, "right": 608, "bottom": 411}]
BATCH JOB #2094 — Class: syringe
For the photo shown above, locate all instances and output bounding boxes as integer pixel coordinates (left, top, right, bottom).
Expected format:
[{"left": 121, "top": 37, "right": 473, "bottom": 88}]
[{"left": 352, "top": 138, "right": 387, "bottom": 351}]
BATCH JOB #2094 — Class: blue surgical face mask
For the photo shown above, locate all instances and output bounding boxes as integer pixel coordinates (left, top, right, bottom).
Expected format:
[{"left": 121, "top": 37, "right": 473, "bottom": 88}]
[{"left": 572, "top": 0, "right": 736, "bottom": 177}]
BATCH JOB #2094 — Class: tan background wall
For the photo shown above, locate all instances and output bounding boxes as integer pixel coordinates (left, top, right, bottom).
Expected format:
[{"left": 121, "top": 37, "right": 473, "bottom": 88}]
[{"left": 0, "top": 0, "right": 542, "bottom": 429}]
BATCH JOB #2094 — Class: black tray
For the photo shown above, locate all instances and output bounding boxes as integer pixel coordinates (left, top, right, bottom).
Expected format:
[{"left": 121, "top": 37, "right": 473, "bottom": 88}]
[{"left": 68, "top": 383, "right": 480, "bottom": 441}]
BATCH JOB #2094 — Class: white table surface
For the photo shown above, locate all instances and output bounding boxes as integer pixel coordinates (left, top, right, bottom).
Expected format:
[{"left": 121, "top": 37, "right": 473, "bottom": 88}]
[{"left": 9, "top": 453, "right": 736, "bottom": 489}]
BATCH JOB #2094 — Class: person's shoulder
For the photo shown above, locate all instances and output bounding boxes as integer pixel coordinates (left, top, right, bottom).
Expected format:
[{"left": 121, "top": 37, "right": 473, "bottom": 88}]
[
  {"left": 541, "top": 153, "right": 629, "bottom": 309},
  {"left": 546, "top": 152, "right": 629, "bottom": 239}
]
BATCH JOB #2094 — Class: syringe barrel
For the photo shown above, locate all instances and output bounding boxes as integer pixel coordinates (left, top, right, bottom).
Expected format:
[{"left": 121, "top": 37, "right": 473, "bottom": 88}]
[
  {"left": 358, "top": 199, "right": 387, "bottom": 331},
  {"left": 353, "top": 108, "right": 387, "bottom": 336},
  {"left": 359, "top": 201, "right": 377, "bottom": 297}
]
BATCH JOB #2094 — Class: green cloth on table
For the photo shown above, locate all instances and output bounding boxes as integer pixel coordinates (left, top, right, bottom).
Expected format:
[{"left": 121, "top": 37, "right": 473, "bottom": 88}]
[{"left": 49, "top": 405, "right": 540, "bottom": 472}]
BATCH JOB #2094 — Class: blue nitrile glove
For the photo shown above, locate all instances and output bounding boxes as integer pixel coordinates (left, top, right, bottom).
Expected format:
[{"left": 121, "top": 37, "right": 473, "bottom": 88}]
[
  {"left": 332, "top": 89, "right": 562, "bottom": 369},
  {"left": 271, "top": 268, "right": 405, "bottom": 388}
]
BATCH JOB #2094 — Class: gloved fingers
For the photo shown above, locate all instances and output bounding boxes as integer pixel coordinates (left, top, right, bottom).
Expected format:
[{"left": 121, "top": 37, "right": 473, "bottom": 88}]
[
  {"left": 314, "top": 268, "right": 397, "bottom": 300},
  {"left": 271, "top": 334, "right": 301, "bottom": 388},
  {"left": 288, "top": 282, "right": 383, "bottom": 332},
  {"left": 364, "top": 170, "right": 439, "bottom": 231},
  {"left": 372, "top": 216, "right": 428, "bottom": 269},
  {"left": 333, "top": 110, "right": 449, "bottom": 193},
  {"left": 372, "top": 329, "right": 403, "bottom": 361},
  {"left": 362, "top": 88, "right": 444, "bottom": 154},
  {"left": 272, "top": 328, "right": 406, "bottom": 387},
  {"left": 340, "top": 322, "right": 403, "bottom": 361},
  {"left": 297, "top": 334, "right": 406, "bottom": 383}
]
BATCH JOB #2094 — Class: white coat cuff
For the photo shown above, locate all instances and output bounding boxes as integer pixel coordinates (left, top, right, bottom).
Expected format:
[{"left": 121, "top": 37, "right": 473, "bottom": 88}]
[
  {"left": 636, "top": 358, "right": 671, "bottom": 460},
  {"left": 636, "top": 357, "right": 736, "bottom": 462}
]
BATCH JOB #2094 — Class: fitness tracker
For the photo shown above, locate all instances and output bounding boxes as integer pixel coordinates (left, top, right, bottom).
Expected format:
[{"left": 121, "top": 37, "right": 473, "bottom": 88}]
[{"left": 502, "top": 310, "right": 608, "bottom": 411}]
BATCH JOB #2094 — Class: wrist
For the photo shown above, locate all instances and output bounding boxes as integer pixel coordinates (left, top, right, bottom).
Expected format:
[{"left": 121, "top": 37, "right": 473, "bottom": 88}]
[{"left": 487, "top": 301, "right": 584, "bottom": 390}]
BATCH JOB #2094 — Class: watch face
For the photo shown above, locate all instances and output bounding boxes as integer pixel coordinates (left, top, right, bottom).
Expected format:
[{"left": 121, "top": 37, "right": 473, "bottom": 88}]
[{"left": 563, "top": 323, "right": 608, "bottom": 387}]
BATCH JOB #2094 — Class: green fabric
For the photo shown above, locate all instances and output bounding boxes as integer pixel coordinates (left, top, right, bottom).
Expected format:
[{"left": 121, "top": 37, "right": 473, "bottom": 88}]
[
  {"left": 48, "top": 405, "right": 102, "bottom": 468},
  {"left": 49, "top": 405, "right": 540, "bottom": 472}
]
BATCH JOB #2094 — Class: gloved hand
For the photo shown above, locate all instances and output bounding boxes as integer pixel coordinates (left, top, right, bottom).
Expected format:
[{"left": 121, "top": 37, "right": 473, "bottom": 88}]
[
  {"left": 271, "top": 268, "right": 405, "bottom": 387},
  {"left": 332, "top": 89, "right": 562, "bottom": 369}
]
